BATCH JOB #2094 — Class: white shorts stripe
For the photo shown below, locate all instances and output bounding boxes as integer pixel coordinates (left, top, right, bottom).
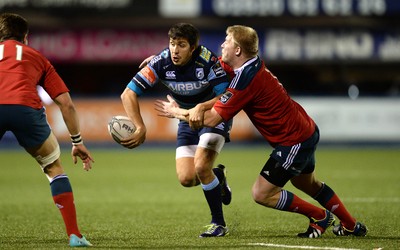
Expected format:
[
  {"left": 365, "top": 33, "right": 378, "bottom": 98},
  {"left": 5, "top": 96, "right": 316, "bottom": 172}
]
[{"left": 282, "top": 143, "right": 301, "bottom": 170}]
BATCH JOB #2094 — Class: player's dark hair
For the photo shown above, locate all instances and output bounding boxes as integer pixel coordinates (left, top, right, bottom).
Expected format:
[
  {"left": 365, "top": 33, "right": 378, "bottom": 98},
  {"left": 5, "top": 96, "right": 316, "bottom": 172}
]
[
  {"left": 0, "top": 13, "right": 28, "bottom": 43},
  {"left": 168, "top": 23, "right": 199, "bottom": 48}
]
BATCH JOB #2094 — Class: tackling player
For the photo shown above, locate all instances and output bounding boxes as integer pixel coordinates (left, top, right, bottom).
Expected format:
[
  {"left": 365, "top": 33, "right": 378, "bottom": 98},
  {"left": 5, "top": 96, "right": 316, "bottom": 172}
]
[
  {"left": 121, "top": 23, "right": 232, "bottom": 237},
  {"left": 0, "top": 13, "right": 94, "bottom": 247},
  {"left": 156, "top": 25, "right": 368, "bottom": 238}
]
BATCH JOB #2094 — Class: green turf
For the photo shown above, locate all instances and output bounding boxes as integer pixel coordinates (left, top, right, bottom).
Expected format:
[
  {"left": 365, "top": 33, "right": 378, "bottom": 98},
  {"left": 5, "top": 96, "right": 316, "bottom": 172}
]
[{"left": 0, "top": 146, "right": 399, "bottom": 249}]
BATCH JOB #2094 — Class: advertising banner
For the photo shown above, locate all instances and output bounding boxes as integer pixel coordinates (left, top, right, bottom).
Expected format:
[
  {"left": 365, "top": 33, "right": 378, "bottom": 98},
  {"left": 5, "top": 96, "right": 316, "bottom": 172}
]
[
  {"left": 201, "top": 0, "right": 400, "bottom": 17},
  {"left": 43, "top": 98, "right": 400, "bottom": 144},
  {"left": 28, "top": 30, "right": 168, "bottom": 63},
  {"left": 2, "top": 0, "right": 399, "bottom": 17},
  {"left": 44, "top": 98, "right": 258, "bottom": 144},
  {"left": 27, "top": 29, "right": 400, "bottom": 63}
]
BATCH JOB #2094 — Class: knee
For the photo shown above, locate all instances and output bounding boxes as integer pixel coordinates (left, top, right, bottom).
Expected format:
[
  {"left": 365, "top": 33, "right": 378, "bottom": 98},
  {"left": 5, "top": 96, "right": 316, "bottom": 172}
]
[
  {"left": 43, "top": 160, "right": 63, "bottom": 177},
  {"left": 251, "top": 180, "right": 282, "bottom": 208},
  {"left": 177, "top": 174, "right": 197, "bottom": 187},
  {"left": 179, "top": 179, "right": 195, "bottom": 187},
  {"left": 252, "top": 189, "right": 263, "bottom": 205},
  {"left": 252, "top": 185, "right": 272, "bottom": 205}
]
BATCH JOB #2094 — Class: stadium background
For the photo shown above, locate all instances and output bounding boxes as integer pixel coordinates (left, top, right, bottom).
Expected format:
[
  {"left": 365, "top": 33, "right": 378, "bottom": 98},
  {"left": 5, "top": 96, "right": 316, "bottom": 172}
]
[{"left": 1, "top": 0, "right": 400, "bottom": 146}]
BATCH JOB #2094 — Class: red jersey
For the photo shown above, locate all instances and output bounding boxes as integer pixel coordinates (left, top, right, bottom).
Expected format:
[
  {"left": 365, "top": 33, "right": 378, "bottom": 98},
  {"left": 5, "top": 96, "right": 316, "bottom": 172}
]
[
  {"left": 0, "top": 40, "right": 69, "bottom": 109},
  {"left": 215, "top": 57, "right": 315, "bottom": 147}
]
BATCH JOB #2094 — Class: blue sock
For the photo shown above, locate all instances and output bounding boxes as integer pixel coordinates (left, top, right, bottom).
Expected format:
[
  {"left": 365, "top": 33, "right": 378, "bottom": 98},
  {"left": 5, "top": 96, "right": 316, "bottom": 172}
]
[{"left": 202, "top": 177, "right": 225, "bottom": 226}]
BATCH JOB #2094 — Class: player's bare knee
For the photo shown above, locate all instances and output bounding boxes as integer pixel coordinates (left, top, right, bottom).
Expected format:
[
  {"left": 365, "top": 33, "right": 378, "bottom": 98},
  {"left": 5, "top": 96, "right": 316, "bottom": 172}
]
[
  {"left": 34, "top": 144, "right": 61, "bottom": 172},
  {"left": 252, "top": 188, "right": 266, "bottom": 204},
  {"left": 179, "top": 179, "right": 194, "bottom": 187},
  {"left": 176, "top": 170, "right": 197, "bottom": 187},
  {"left": 252, "top": 184, "right": 264, "bottom": 203},
  {"left": 43, "top": 160, "right": 62, "bottom": 175},
  {"left": 178, "top": 175, "right": 197, "bottom": 187},
  {"left": 252, "top": 183, "right": 277, "bottom": 206}
]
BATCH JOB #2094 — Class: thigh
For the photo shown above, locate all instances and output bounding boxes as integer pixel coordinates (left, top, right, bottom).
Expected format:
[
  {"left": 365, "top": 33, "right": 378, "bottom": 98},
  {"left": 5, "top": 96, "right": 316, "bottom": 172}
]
[{"left": 176, "top": 157, "right": 196, "bottom": 179}]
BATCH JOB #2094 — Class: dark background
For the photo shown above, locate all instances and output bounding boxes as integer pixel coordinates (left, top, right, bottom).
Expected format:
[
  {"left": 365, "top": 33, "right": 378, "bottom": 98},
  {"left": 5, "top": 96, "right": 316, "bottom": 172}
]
[{"left": 2, "top": 0, "right": 399, "bottom": 98}]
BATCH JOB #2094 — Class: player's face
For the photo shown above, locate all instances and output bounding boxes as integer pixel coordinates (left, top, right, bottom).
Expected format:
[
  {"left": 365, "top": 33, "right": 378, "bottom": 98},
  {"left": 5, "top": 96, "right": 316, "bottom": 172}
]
[
  {"left": 221, "top": 34, "right": 238, "bottom": 66},
  {"left": 169, "top": 38, "right": 194, "bottom": 66}
]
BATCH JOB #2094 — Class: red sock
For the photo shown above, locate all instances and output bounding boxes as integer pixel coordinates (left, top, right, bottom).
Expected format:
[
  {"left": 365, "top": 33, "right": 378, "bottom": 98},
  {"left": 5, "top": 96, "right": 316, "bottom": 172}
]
[
  {"left": 277, "top": 190, "right": 325, "bottom": 220},
  {"left": 53, "top": 192, "right": 82, "bottom": 238},
  {"left": 323, "top": 193, "right": 356, "bottom": 229},
  {"left": 314, "top": 184, "right": 356, "bottom": 229}
]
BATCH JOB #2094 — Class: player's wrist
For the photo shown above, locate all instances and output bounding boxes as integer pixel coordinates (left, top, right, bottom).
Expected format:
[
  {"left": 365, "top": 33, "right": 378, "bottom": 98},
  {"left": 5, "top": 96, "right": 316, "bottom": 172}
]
[{"left": 70, "top": 133, "right": 83, "bottom": 146}]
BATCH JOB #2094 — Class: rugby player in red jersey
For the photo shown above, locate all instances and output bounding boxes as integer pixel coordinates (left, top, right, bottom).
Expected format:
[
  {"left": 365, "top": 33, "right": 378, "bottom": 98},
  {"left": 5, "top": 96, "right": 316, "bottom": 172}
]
[
  {"left": 0, "top": 13, "right": 93, "bottom": 247},
  {"left": 155, "top": 25, "right": 368, "bottom": 238}
]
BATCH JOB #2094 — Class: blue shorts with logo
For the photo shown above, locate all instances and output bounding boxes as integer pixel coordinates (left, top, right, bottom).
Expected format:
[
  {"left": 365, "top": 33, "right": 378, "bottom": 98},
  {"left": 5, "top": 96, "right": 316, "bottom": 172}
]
[
  {"left": 260, "top": 126, "right": 320, "bottom": 187},
  {"left": 176, "top": 120, "right": 232, "bottom": 147},
  {"left": 0, "top": 105, "right": 51, "bottom": 148}
]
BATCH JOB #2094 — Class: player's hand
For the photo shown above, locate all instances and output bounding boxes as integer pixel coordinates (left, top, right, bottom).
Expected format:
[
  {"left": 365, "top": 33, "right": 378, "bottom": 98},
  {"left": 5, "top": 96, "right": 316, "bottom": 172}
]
[
  {"left": 188, "top": 117, "right": 204, "bottom": 130},
  {"left": 188, "top": 104, "right": 205, "bottom": 127},
  {"left": 154, "top": 95, "right": 189, "bottom": 120},
  {"left": 120, "top": 127, "right": 146, "bottom": 149},
  {"left": 139, "top": 55, "right": 156, "bottom": 68},
  {"left": 71, "top": 144, "right": 94, "bottom": 171}
]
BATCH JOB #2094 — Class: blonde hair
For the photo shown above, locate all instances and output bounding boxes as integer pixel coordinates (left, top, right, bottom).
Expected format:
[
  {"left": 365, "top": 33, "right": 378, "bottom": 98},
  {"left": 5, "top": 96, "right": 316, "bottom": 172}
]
[{"left": 226, "top": 25, "right": 258, "bottom": 57}]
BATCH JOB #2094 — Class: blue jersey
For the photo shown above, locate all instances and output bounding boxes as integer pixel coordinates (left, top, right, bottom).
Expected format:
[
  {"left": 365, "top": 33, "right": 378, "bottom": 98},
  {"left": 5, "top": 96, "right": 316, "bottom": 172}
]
[{"left": 127, "top": 46, "right": 229, "bottom": 109}]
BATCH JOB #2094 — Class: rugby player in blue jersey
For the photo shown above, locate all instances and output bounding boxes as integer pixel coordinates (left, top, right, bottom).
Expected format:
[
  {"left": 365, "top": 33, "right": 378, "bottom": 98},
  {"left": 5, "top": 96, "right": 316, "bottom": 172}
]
[{"left": 120, "top": 23, "right": 231, "bottom": 237}]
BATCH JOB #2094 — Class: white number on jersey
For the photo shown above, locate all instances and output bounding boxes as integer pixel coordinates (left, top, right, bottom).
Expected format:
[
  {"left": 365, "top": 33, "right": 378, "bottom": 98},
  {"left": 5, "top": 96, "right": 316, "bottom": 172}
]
[{"left": 0, "top": 44, "right": 23, "bottom": 61}]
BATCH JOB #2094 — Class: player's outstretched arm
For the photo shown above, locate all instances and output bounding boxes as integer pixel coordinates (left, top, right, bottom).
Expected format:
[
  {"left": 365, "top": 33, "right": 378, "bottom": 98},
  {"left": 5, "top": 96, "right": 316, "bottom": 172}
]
[
  {"left": 53, "top": 92, "right": 94, "bottom": 171},
  {"left": 120, "top": 88, "right": 147, "bottom": 149}
]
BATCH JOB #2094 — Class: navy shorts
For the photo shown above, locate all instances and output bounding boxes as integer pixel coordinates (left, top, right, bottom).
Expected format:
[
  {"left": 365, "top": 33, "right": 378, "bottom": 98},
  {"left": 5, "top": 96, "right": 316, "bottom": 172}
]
[
  {"left": 0, "top": 105, "right": 51, "bottom": 148},
  {"left": 260, "top": 126, "right": 320, "bottom": 187},
  {"left": 176, "top": 119, "right": 232, "bottom": 147}
]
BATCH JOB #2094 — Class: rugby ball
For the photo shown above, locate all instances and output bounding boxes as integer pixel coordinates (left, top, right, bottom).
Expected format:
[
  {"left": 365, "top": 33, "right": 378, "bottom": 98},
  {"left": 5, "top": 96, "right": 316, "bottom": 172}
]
[{"left": 108, "top": 116, "right": 136, "bottom": 144}]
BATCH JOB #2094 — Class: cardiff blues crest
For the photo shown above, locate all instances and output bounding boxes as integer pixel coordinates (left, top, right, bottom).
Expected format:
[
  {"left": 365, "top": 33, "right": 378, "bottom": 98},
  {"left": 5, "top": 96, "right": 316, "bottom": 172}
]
[{"left": 196, "top": 68, "right": 204, "bottom": 79}]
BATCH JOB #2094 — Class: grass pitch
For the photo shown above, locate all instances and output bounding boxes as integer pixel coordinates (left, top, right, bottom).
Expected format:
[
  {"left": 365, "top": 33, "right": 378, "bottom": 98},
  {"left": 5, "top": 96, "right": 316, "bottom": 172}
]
[{"left": 0, "top": 145, "right": 399, "bottom": 249}]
